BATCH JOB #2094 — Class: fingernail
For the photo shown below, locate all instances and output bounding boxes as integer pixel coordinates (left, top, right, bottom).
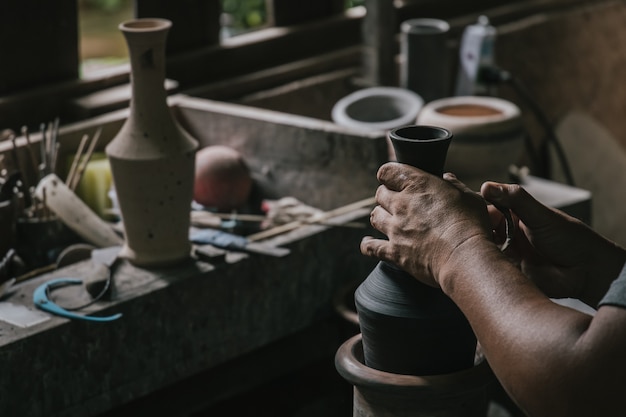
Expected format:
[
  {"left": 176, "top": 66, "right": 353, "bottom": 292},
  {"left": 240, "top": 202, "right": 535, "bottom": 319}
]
[{"left": 485, "top": 184, "right": 504, "bottom": 199}]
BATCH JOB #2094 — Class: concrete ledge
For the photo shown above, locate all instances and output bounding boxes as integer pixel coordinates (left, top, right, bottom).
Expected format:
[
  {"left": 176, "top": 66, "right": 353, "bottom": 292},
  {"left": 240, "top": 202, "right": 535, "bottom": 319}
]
[{"left": 1, "top": 209, "right": 376, "bottom": 417}]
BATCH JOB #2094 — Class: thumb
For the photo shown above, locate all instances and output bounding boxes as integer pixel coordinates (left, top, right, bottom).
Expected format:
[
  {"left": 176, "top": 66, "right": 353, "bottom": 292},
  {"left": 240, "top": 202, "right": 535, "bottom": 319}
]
[{"left": 480, "top": 182, "right": 555, "bottom": 229}]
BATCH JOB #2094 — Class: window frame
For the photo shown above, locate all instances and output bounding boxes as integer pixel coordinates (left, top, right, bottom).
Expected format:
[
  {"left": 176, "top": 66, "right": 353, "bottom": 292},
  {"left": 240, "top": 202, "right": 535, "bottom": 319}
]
[{"left": 0, "top": 0, "right": 589, "bottom": 130}]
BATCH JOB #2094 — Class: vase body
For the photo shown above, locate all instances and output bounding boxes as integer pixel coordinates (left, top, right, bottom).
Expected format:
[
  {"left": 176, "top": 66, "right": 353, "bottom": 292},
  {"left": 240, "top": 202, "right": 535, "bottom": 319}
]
[
  {"left": 106, "top": 18, "right": 198, "bottom": 267},
  {"left": 355, "top": 125, "right": 477, "bottom": 376}
]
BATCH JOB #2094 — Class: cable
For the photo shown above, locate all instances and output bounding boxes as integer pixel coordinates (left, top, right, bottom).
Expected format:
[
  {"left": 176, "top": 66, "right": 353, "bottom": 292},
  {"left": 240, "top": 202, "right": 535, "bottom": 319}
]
[
  {"left": 479, "top": 66, "right": 576, "bottom": 186},
  {"left": 45, "top": 258, "right": 118, "bottom": 311}
]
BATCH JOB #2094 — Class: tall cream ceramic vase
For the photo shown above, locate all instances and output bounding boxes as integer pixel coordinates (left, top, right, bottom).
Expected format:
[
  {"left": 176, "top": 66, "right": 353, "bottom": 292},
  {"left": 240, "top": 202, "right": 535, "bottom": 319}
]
[{"left": 106, "top": 18, "right": 198, "bottom": 267}]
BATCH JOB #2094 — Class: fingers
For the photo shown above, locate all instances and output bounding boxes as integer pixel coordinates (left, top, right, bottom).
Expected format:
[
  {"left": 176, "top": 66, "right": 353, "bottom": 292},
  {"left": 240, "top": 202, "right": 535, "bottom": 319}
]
[
  {"left": 377, "top": 162, "right": 423, "bottom": 191},
  {"left": 360, "top": 236, "right": 391, "bottom": 262},
  {"left": 480, "top": 182, "right": 555, "bottom": 229},
  {"left": 368, "top": 203, "right": 392, "bottom": 235},
  {"left": 443, "top": 172, "right": 475, "bottom": 194}
]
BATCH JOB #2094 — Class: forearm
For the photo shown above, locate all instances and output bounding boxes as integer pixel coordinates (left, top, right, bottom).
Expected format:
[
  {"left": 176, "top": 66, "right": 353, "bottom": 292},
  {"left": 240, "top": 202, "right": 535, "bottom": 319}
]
[
  {"left": 582, "top": 236, "right": 626, "bottom": 307},
  {"left": 438, "top": 239, "right": 626, "bottom": 416}
]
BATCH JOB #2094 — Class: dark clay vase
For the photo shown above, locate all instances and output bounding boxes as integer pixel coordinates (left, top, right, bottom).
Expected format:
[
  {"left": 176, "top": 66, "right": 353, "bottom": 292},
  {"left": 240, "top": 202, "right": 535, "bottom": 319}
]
[{"left": 355, "top": 125, "right": 477, "bottom": 376}]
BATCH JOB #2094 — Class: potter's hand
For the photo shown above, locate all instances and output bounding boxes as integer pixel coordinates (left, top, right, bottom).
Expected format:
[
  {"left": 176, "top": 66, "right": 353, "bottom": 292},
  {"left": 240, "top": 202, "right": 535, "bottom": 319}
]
[
  {"left": 360, "top": 163, "right": 495, "bottom": 286},
  {"left": 481, "top": 182, "right": 626, "bottom": 305}
]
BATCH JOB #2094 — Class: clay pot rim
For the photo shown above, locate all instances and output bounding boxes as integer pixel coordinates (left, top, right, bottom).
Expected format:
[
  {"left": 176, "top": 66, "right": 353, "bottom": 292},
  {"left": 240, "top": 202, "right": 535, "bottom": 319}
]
[
  {"left": 390, "top": 125, "right": 452, "bottom": 144},
  {"left": 400, "top": 18, "right": 450, "bottom": 35},
  {"left": 119, "top": 18, "right": 172, "bottom": 33},
  {"left": 418, "top": 95, "right": 521, "bottom": 126},
  {"left": 335, "top": 334, "right": 493, "bottom": 391}
]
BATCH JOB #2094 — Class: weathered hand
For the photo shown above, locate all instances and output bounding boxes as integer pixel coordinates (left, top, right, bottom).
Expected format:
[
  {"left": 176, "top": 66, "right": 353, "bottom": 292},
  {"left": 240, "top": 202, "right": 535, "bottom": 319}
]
[
  {"left": 360, "top": 162, "right": 494, "bottom": 286},
  {"left": 481, "top": 181, "right": 626, "bottom": 305}
]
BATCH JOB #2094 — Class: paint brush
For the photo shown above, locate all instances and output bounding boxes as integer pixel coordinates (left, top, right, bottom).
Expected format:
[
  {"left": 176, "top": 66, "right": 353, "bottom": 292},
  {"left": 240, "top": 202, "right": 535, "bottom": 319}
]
[
  {"left": 66, "top": 134, "right": 89, "bottom": 187},
  {"left": 70, "top": 127, "right": 101, "bottom": 191},
  {"left": 50, "top": 118, "right": 59, "bottom": 173},
  {"left": 39, "top": 123, "right": 47, "bottom": 176},
  {"left": 21, "top": 126, "right": 41, "bottom": 180}
]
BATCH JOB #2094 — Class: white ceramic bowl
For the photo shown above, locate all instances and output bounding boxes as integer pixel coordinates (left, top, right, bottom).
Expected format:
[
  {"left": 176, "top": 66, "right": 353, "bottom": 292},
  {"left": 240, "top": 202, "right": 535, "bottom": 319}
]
[{"left": 332, "top": 87, "right": 424, "bottom": 132}]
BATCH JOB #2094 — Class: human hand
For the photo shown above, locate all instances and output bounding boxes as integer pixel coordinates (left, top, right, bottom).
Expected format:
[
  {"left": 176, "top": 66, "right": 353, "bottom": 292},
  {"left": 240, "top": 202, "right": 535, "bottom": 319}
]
[
  {"left": 360, "top": 163, "right": 496, "bottom": 286},
  {"left": 481, "top": 181, "right": 626, "bottom": 304}
]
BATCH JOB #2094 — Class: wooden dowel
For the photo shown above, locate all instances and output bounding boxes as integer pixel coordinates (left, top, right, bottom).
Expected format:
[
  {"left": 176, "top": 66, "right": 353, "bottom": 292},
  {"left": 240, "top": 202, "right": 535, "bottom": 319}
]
[
  {"left": 66, "top": 134, "right": 89, "bottom": 186},
  {"left": 212, "top": 211, "right": 366, "bottom": 228},
  {"left": 39, "top": 123, "right": 47, "bottom": 175},
  {"left": 45, "top": 121, "right": 53, "bottom": 174},
  {"left": 50, "top": 142, "right": 60, "bottom": 175},
  {"left": 49, "top": 118, "right": 60, "bottom": 173},
  {"left": 70, "top": 127, "right": 101, "bottom": 191},
  {"left": 211, "top": 212, "right": 268, "bottom": 222},
  {"left": 247, "top": 196, "right": 376, "bottom": 242},
  {"left": 9, "top": 135, "right": 22, "bottom": 176},
  {"left": 21, "top": 126, "right": 40, "bottom": 179}
]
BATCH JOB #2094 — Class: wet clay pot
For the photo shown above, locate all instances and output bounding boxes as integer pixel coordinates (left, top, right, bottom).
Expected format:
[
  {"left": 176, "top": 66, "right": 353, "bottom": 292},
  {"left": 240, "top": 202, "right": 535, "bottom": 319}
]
[
  {"left": 355, "top": 125, "right": 477, "bottom": 376},
  {"left": 106, "top": 18, "right": 198, "bottom": 267},
  {"left": 335, "top": 334, "right": 494, "bottom": 417}
]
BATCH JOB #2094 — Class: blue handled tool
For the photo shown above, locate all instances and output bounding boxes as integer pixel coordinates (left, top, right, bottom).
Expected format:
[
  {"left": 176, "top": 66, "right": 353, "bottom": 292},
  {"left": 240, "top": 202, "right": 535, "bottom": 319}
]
[
  {"left": 33, "top": 246, "right": 123, "bottom": 322},
  {"left": 33, "top": 278, "right": 122, "bottom": 322},
  {"left": 189, "top": 228, "right": 290, "bottom": 257}
]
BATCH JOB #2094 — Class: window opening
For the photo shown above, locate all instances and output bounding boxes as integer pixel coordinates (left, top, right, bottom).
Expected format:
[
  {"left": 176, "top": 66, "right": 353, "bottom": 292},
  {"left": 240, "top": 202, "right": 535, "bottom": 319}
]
[
  {"left": 221, "top": 0, "right": 268, "bottom": 39},
  {"left": 79, "top": 0, "right": 133, "bottom": 77},
  {"left": 345, "top": 0, "right": 366, "bottom": 8}
]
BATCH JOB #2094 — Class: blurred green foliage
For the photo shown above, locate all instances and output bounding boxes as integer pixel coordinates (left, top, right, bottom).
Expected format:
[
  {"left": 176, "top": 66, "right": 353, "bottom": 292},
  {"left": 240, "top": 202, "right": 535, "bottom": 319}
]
[
  {"left": 222, "top": 0, "right": 365, "bottom": 31},
  {"left": 223, "top": 0, "right": 267, "bottom": 29},
  {"left": 345, "top": 0, "right": 366, "bottom": 7},
  {"left": 80, "top": 0, "right": 365, "bottom": 35},
  {"left": 80, "top": 0, "right": 127, "bottom": 13}
]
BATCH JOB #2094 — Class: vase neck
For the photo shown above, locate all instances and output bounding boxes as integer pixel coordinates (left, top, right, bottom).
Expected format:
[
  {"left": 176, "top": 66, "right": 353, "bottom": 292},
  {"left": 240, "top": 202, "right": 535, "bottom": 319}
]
[
  {"left": 128, "top": 46, "right": 169, "bottom": 116},
  {"left": 122, "top": 21, "right": 171, "bottom": 118}
]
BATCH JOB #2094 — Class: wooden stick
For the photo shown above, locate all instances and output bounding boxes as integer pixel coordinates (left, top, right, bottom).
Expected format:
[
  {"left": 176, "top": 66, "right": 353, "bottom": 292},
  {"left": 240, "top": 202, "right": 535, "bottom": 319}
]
[
  {"left": 45, "top": 121, "right": 53, "bottom": 174},
  {"left": 39, "top": 123, "right": 47, "bottom": 175},
  {"left": 247, "top": 196, "right": 376, "bottom": 242},
  {"left": 209, "top": 211, "right": 366, "bottom": 228},
  {"left": 70, "top": 127, "right": 101, "bottom": 191},
  {"left": 50, "top": 118, "right": 60, "bottom": 173},
  {"left": 211, "top": 212, "right": 268, "bottom": 222},
  {"left": 9, "top": 135, "right": 22, "bottom": 176},
  {"left": 66, "top": 134, "right": 89, "bottom": 186},
  {"left": 21, "top": 126, "right": 40, "bottom": 179},
  {"left": 50, "top": 142, "right": 60, "bottom": 175}
]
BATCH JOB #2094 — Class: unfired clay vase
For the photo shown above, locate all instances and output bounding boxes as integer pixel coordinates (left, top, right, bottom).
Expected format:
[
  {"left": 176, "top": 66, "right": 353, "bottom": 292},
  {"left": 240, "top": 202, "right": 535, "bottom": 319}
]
[
  {"left": 106, "top": 18, "right": 198, "bottom": 267},
  {"left": 355, "top": 125, "right": 477, "bottom": 376}
]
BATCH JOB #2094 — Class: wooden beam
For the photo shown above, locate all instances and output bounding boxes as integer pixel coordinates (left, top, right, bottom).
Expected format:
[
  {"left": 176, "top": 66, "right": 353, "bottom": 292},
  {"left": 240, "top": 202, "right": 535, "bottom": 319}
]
[
  {"left": 166, "top": 9, "right": 364, "bottom": 88},
  {"left": 267, "top": 0, "right": 345, "bottom": 26},
  {"left": 134, "top": 0, "right": 221, "bottom": 54},
  {"left": 361, "top": 0, "right": 396, "bottom": 86},
  {"left": 0, "top": 0, "right": 79, "bottom": 95}
]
